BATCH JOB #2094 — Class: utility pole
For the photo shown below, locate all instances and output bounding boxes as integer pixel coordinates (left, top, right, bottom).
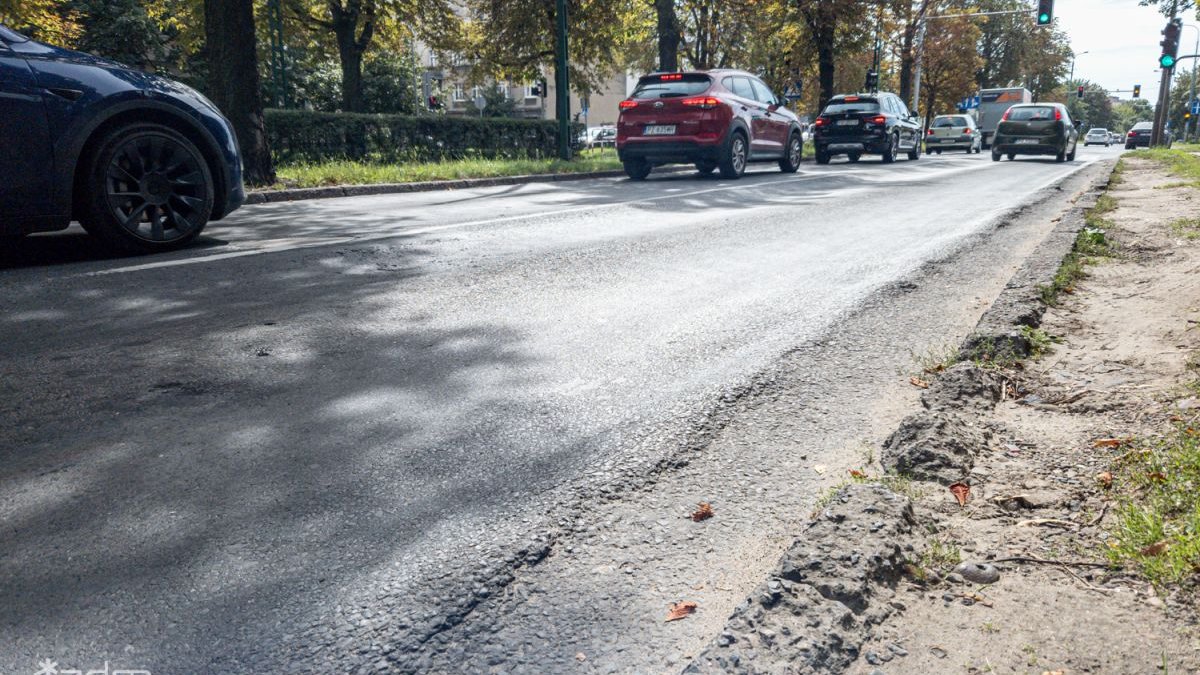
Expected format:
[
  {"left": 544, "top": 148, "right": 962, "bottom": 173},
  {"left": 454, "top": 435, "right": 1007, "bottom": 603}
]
[
  {"left": 555, "top": 0, "right": 570, "bottom": 160},
  {"left": 1152, "top": 3, "right": 1180, "bottom": 146}
]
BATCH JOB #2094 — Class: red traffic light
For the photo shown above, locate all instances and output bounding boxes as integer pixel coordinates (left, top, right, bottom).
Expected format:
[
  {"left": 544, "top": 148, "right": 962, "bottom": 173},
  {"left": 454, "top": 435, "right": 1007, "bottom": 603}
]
[{"left": 1077, "top": 86, "right": 1085, "bottom": 99}]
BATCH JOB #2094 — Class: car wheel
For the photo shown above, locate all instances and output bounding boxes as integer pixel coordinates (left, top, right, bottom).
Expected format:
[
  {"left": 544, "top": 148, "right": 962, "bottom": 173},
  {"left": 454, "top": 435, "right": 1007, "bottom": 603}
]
[
  {"left": 848, "top": 153, "right": 861, "bottom": 163},
  {"left": 1067, "top": 147, "right": 1076, "bottom": 161},
  {"left": 1055, "top": 149, "right": 1066, "bottom": 162},
  {"left": 718, "top": 131, "right": 748, "bottom": 178},
  {"left": 624, "top": 160, "right": 653, "bottom": 180},
  {"left": 695, "top": 161, "right": 716, "bottom": 176},
  {"left": 881, "top": 133, "right": 897, "bottom": 164},
  {"left": 991, "top": 150, "right": 1001, "bottom": 162},
  {"left": 80, "top": 123, "right": 213, "bottom": 253},
  {"left": 934, "top": 149, "right": 942, "bottom": 155},
  {"left": 907, "top": 138, "right": 920, "bottom": 160},
  {"left": 1007, "top": 153, "right": 1016, "bottom": 161},
  {"left": 816, "top": 150, "right": 831, "bottom": 165},
  {"left": 778, "top": 133, "right": 802, "bottom": 173}
]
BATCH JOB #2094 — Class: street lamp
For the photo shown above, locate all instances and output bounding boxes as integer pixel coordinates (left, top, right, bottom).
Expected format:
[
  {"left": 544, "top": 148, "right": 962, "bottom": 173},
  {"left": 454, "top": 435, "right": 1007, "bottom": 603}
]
[
  {"left": 1068, "top": 51, "right": 1089, "bottom": 122},
  {"left": 1068, "top": 50, "right": 1089, "bottom": 86}
]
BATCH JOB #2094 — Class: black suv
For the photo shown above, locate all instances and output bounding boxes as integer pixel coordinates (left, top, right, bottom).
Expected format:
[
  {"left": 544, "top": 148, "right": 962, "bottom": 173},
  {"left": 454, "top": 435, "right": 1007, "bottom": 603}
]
[
  {"left": 991, "top": 103, "right": 1079, "bottom": 162},
  {"left": 1124, "top": 121, "right": 1170, "bottom": 149},
  {"left": 812, "top": 92, "right": 923, "bottom": 164}
]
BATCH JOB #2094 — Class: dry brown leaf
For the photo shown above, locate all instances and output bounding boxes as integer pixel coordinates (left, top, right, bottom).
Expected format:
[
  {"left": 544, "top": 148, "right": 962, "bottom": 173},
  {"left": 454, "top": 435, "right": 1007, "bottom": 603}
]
[
  {"left": 849, "top": 469, "right": 867, "bottom": 479},
  {"left": 665, "top": 601, "right": 698, "bottom": 622},
  {"left": 1140, "top": 540, "right": 1170, "bottom": 557},
  {"left": 910, "top": 376, "right": 930, "bottom": 389},
  {"left": 1092, "top": 438, "right": 1123, "bottom": 448},
  {"left": 1096, "top": 471, "right": 1113, "bottom": 488},
  {"left": 955, "top": 592, "right": 994, "bottom": 608},
  {"left": 691, "top": 502, "right": 714, "bottom": 522},
  {"left": 949, "top": 482, "right": 970, "bottom": 507},
  {"left": 1148, "top": 471, "right": 1167, "bottom": 483}
]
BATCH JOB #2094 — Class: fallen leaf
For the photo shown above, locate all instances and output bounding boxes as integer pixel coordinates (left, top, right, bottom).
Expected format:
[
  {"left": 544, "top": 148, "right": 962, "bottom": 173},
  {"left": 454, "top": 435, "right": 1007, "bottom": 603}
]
[
  {"left": 691, "top": 502, "right": 714, "bottom": 522},
  {"left": 1096, "top": 471, "right": 1113, "bottom": 488},
  {"left": 849, "top": 469, "right": 867, "bottom": 479},
  {"left": 1140, "top": 541, "right": 1170, "bottom": 557},
  {"left": 1092, "top": 438, "right": 1123, "bottom": 448},
  {"left": 949, "top": 482, "right": 970, "bottom": 507},
  {"left": 665, "top": 601, "right": 698, "bottom": 622},
  {"left": 955, "top": 592, "right": 994, "bottom": 608},
  {"left": 910, "top": 376, "right": 930, "bottom": 389},
  {"left": 1147, "top": 471, "right": 1167, "bottom": 483}
]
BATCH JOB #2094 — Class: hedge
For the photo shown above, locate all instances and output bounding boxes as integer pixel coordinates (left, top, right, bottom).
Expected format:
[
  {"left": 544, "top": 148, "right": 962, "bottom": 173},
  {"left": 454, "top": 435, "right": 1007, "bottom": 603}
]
[{"left": 264, "top": 109, "right": 583, "bottom": 163}]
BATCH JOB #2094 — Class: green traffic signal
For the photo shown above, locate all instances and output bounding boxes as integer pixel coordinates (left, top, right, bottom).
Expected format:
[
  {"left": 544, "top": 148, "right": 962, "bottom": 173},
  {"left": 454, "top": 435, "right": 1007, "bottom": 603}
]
[
  {"left": 1161, "top": 54, "right": 1176, "bottom": 69},
  {"left": 1038, "top": 12, "right": 1050, "bottom": 24}
]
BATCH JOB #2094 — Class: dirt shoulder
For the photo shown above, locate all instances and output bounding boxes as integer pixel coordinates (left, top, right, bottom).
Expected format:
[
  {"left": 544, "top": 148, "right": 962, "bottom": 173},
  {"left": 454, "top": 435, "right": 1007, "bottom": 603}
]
[{"left": 691, "top": 156, "right": 1200, "bottom": 674}]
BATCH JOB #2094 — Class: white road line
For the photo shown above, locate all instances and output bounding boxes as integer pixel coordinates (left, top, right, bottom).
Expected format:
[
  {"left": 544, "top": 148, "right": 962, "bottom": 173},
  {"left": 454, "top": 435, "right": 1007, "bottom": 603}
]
[{"left": 80, "top": 157, "right": 1068, "bottom": 277}]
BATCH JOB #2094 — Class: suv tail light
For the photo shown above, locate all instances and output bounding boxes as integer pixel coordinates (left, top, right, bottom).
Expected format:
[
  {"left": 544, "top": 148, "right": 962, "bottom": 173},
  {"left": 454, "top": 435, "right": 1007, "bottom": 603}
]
[
  {"left": 927, "top": 128, "right": 934, "bottom": 135},
  {"left": 869, "top": 115, "right": 887, "bottom": 125},
  {"left": 964, "top": 128, "right": 972, "bottom": 134},
  {"left": 681, "top": 96, "right": 720, "bottom": 109},
  {"left": 1054, "top": 108, "right": 1063, "bottom": 121},
  {"left": 814, "top": 118, "right": 827, "bottom": 127},
  {"left": 619, "top": 100, "right": 639, "bottom": 110},
  {"left": 1128, "top": 131, "right": 1136, "bottom": 137}
]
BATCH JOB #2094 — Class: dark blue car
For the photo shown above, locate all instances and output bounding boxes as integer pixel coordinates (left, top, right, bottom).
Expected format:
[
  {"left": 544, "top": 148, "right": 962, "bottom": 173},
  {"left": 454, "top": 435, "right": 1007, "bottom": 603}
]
[{"left": 0, "top": 24, "right": 244, "bottom": 252}]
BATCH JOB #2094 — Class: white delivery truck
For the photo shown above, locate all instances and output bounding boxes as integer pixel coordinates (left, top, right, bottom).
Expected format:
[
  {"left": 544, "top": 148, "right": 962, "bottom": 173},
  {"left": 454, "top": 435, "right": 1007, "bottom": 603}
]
[{"left": 977, "top": 87, "right": 1032, "bottom": 149}]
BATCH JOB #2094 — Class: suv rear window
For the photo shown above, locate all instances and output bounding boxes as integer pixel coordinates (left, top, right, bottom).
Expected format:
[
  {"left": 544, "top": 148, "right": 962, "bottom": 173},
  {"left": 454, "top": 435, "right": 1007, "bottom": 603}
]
[
  {"left": 822, "top": 97, "right": 880, "bottom": 114},
  {"left": 1006, "top": 106, "right": 1056, "bottom": 121},
  {"left": 632, "top": 74, "right": 712, "bottom": 99}
]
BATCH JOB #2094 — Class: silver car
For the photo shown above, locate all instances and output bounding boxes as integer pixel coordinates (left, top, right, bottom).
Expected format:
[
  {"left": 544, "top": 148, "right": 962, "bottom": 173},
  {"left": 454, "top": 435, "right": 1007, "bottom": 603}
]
[
  {"left": 924, "top": 114, "right": 982, "bottom": 154},
  {"left": 1084, "top": 128, "right": 1111, "bottom": 147}
]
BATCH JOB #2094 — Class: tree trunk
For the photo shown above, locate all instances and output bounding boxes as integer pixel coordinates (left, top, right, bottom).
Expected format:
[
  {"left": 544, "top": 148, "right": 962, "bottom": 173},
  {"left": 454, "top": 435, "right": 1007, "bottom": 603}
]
[
  {"left": 654, "top": 0, "right": 679, "bottom": 71},
  {"left": 203, "top": 0, "right": 275, "bottom": 185},
  {"left": 899, "top": 24, "right": 915, "bottom": 105},
  {"left": 335, "top": 27, "right": 364, "bottom": 112},
  {"left": 802, "top": 5, "right": 837, "bottom": 110}
]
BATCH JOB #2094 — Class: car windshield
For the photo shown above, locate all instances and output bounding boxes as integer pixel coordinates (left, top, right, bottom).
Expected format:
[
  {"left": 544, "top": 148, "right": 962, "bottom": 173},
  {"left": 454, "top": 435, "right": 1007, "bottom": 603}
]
[
  {"left": 1087, "top": 129, "right": 1107, "bottom": 134},
  {"left": 1132, "top": 122, "right": 1153, "bottom": 130},
  {"left": 1007, "top": 106, "right": 1056, "bottom": 121},
  {"left": 932, "top": 117, "right": 966, "bottom": 128},
  {"left": 822, "top": 98, "right": 880, "bottom": 114},
  {"left": 632, "top": 74, "right": 711, "bottom": 99}
]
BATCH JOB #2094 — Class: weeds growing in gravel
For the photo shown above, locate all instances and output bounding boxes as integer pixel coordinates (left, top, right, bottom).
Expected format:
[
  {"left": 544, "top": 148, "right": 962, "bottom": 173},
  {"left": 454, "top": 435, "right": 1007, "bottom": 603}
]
[
  {"left": 1106, "top": 423, "right": 1200, "bottom": 587},
  {"left": 907, "top": 343, "right": 961, "bottom": 376},
  {"left": 1127, "top": 147, "right": 1200, "bottom": 188},
  {"left": 1021, "top": 326, "right": 1060, "bottom": 359},
  {"left": 1169, "top": 217, "right": 1200, "bottom": 240},
  {"left": 1037, "top": 203, "right": 1115, "bottom": 307}
]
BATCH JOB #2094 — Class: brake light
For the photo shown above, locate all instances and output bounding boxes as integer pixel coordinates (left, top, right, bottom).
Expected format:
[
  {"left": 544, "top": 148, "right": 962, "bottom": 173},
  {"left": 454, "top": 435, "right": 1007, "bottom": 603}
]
[
  {"left": 1128, "top": 131, "right": 1136, "bottom": 137},
  {"left": 660, "top": 73, "right": 683, "bottom": 81},
  {"left": 682, "top": 96, "right": 720, "bottom": 109},
  {"left": 869, "top": 115, "right": 887, "bottom": 125},
  {"left": 964, "top": 128, "right": 972, "bottom": 134},
  {"left": 814, "top": 118, "right": 827, "bottom": 127},
  {"left": 844, "top": 96, "right": 860, "bottom": 102},
  {"left": 927, "top": 128, "right": 934, "bottom": 135},
  {"left": 1054, "top": 108, "right": 1062, "bottom": 121},
  {"left": 619, "top": 100, "right": 638, "bottom": 110},
  {"left": 1002, "top": 109, "right": 1011, "bottom": 121}
]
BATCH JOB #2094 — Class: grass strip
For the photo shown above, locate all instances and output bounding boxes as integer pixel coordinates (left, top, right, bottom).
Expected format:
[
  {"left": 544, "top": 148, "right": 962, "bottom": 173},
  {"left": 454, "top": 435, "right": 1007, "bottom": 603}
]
[
  {"left": 1126, "top": 146, "right": 1200, "bottom": 188},
  {"left": 272, "top": 150, "right": 624, "bottom": 189}
]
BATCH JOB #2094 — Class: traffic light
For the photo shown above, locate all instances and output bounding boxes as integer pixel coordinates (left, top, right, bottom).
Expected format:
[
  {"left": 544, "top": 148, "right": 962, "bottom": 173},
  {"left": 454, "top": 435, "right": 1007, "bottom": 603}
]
[
  {"left": 1036, "top": 0, "right": 1054, "bottom": 25},
  {"left": 1077, "top": 85, "right": 1085, "bottom": 99},
  {"left": 1161, "top": 18, "right": 1182, "bottom": 69},
  {"left": 864, "top": 70, "right": 879, "bottom": 91},
  {"left": 1133, "top": 84, "right": 1141, "bottom": 98}
]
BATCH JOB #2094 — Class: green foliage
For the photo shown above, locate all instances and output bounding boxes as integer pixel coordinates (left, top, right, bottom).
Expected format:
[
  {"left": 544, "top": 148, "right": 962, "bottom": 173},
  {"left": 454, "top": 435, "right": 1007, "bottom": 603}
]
[
  {"left": 1037, "top": 218, "right": 1113, "bottom": 307},
  {"left": 1106, "top": 423, "right": 1200, "bottom": 587},
  {"left": 1128, "top": 147, "right": 1200, "bottom": 188},
  {"left": 1170, "top": 217, "right": 1200, "bottom": 240},
  {"left": 1112, "top": 99, "right": 1154, "bottom": 134},
  {"left": 273, "top": 149, "right": 621, "bottom": 187},
  {"left": 265, "top": 109, "right": 582, "bottom": 163}
]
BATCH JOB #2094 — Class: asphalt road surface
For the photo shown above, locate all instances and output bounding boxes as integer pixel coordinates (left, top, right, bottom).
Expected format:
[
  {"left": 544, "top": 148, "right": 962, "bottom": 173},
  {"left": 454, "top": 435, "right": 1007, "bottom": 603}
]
[{"left": 0, "top": 146, "right": 1121, "bottom": 673}]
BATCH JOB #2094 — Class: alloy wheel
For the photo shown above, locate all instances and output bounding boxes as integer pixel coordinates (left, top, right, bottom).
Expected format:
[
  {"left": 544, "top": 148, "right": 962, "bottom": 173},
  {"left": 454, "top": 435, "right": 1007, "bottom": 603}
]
[
  {"left": 104, "top": 133, "right": 209, "bottom": 243},
  {"left": 731, "top": 136, "right": 747, "bottom": 174}
]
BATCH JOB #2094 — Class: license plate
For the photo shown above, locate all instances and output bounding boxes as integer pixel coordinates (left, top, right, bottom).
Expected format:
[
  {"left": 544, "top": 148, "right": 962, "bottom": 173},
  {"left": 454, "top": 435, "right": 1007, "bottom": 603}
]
[
  {"left": 837, "top": 119, "right": 859, "bottom": 126},
  {"left": 1016, "top": 138, "right": 1038, "bottom": 144},
  {"left": 644, "top": 125, "right": 675, "bottom": 136}
]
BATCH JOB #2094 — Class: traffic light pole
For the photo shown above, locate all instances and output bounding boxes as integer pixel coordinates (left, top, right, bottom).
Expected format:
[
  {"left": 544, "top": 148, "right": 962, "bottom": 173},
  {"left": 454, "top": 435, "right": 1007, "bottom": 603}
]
[
  {"left": 1152, "top": 65, "right": 1173, "bottom": 146},
  {"left": 555, "top": 0, "right": 570, "bottom": 160}
]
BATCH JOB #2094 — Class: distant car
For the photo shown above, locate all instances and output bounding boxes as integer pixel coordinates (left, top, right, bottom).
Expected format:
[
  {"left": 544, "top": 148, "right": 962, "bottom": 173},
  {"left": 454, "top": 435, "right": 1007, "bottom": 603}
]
[
  {"left": 1124, "top": 121, "right": 1172, "bottom": 149},
  {"left": 924, "top": 114, "right": 981, "bottom": 154},
  {"left": 1084, "top": 128, "right": 1110, "bottom": 147},
  {"left": 617, "top": 70, "right": 805, "bottom": 179},
  {"left": 588, "top": 127, "right": 617, "bottom": 149},
  {"left": 812, "top": 92, "right": 923, "bottom": 164},
  {"left": 990, "top": 102, "right": 1079, "bottom": 162},
  {"left": 0, "top": 24, "right": 245, "bottom": 252}
]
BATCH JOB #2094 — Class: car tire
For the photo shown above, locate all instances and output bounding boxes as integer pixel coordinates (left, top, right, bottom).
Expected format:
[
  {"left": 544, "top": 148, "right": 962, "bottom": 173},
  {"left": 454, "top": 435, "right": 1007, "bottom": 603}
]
[
  {"left": 816, "top": 150, "right": 831, "bottom": 165},
  {"left": 79, "top": 123, "right": 214, "bottom": 253},
  {"left": 934, "top": 149, "right": 942, "bottom": 155},
  {"left": 881, "top": 133, "right": 897, "bottom": 164},
  {"left": 1007, "top": 153, "right": 1016, "bottom": 161},
  {"left": 1067, "top": 147, "right": 1076, "bottom": 161},
  {"left": 778, "top": 133, "right": 802, "bottom": 173},
  {"left": 624, "top": 160, "right": 652, "bottom": 180},
  {"left": 718, "top": 131, "right": 748, "bottom": 178},
  {"left": 695, "top": 161, "right": 716, "bottom": 176},
  {"left": 848, "top": 153, "right": 861, "bottom": 163},
  {"left": 1055, "top": 149, "right": 1066, "bottom": 163}
]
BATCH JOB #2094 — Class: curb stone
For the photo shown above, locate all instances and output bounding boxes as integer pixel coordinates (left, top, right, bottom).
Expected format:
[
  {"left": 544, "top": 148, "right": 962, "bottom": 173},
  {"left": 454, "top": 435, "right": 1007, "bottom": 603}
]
[
  {"left": 243, "top": 166, "right": 701, "bottom": 205},
  {"left": 685, "top": 160, "right": 1118, "bottom": 674}
]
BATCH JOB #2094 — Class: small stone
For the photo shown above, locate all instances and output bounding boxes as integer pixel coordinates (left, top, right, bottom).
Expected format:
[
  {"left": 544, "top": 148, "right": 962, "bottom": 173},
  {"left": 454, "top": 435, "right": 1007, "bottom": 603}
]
[
  {"left": 954, "top": 562, "right": 1001, "bottom": 584},
  {"left": 946, "top": 573, "right": 965, "bottom": 584},
  {"left": 888, "top": 644, "right": 909, "bottom": 657},
  {"left": 865, "top": 652, "right": 882, "bottom": 665},
  {"left": 716, "top": 632, "right": 735, "bottom": 648},
  {"left": 930, "top": 646, "right": 948, "bottom": 658}
]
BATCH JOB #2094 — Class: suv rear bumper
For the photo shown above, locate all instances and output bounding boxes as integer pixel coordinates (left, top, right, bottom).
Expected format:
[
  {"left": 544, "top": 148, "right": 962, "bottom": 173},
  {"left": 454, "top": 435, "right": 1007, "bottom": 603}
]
[
  {"left": 618, "top": 138, "right": 723, "bottom": 165},
  {"left": 814, "top": 132, "right": 889, "bottom": 156}
]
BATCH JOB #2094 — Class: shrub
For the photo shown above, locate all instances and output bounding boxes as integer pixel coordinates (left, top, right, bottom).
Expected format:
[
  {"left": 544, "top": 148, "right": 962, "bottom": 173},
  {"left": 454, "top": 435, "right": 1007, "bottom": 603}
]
[{"left": 264, "top": 109, "right": 582, "bottom": 163}]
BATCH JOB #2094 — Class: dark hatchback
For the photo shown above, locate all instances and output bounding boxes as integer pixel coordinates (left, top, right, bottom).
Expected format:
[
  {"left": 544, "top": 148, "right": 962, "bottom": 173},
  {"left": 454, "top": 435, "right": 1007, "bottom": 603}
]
[
  {"left": 990, "top": 103, "right": 1078, "bottom": 162},
  {"left": 811, "top": 92, "right": 923, "bottom": 164},
  {"left": 1124, "top": 121, "right": 1170, "bottom": 149},
  {"left": 0, "top": 24, "right": 244, "bottom": 252},
  {"left": 616, "top": 70, "right": 804, "bottom": 179}
]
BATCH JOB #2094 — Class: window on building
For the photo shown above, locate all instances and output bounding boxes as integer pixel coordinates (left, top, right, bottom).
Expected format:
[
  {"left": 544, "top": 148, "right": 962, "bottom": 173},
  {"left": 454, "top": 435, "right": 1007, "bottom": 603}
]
[{"left": 453, "top": 84, "right": 465, "bottom": 101}]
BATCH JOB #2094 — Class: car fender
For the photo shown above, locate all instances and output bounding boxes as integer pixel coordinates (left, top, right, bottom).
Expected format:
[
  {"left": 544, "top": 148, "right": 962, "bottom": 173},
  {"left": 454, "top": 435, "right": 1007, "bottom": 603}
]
[
  {"left": 52, "top": 96, "right": 229, "bottom": 220},
  {"left": 727, "top": 117, "right": 751, "bottom": 144}
]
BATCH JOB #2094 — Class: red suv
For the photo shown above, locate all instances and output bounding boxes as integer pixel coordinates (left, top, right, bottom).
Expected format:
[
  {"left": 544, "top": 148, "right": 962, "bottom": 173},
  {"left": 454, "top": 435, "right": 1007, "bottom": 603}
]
[{"left": 616, "top": 70, "right": 804, "bottom": 180}]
